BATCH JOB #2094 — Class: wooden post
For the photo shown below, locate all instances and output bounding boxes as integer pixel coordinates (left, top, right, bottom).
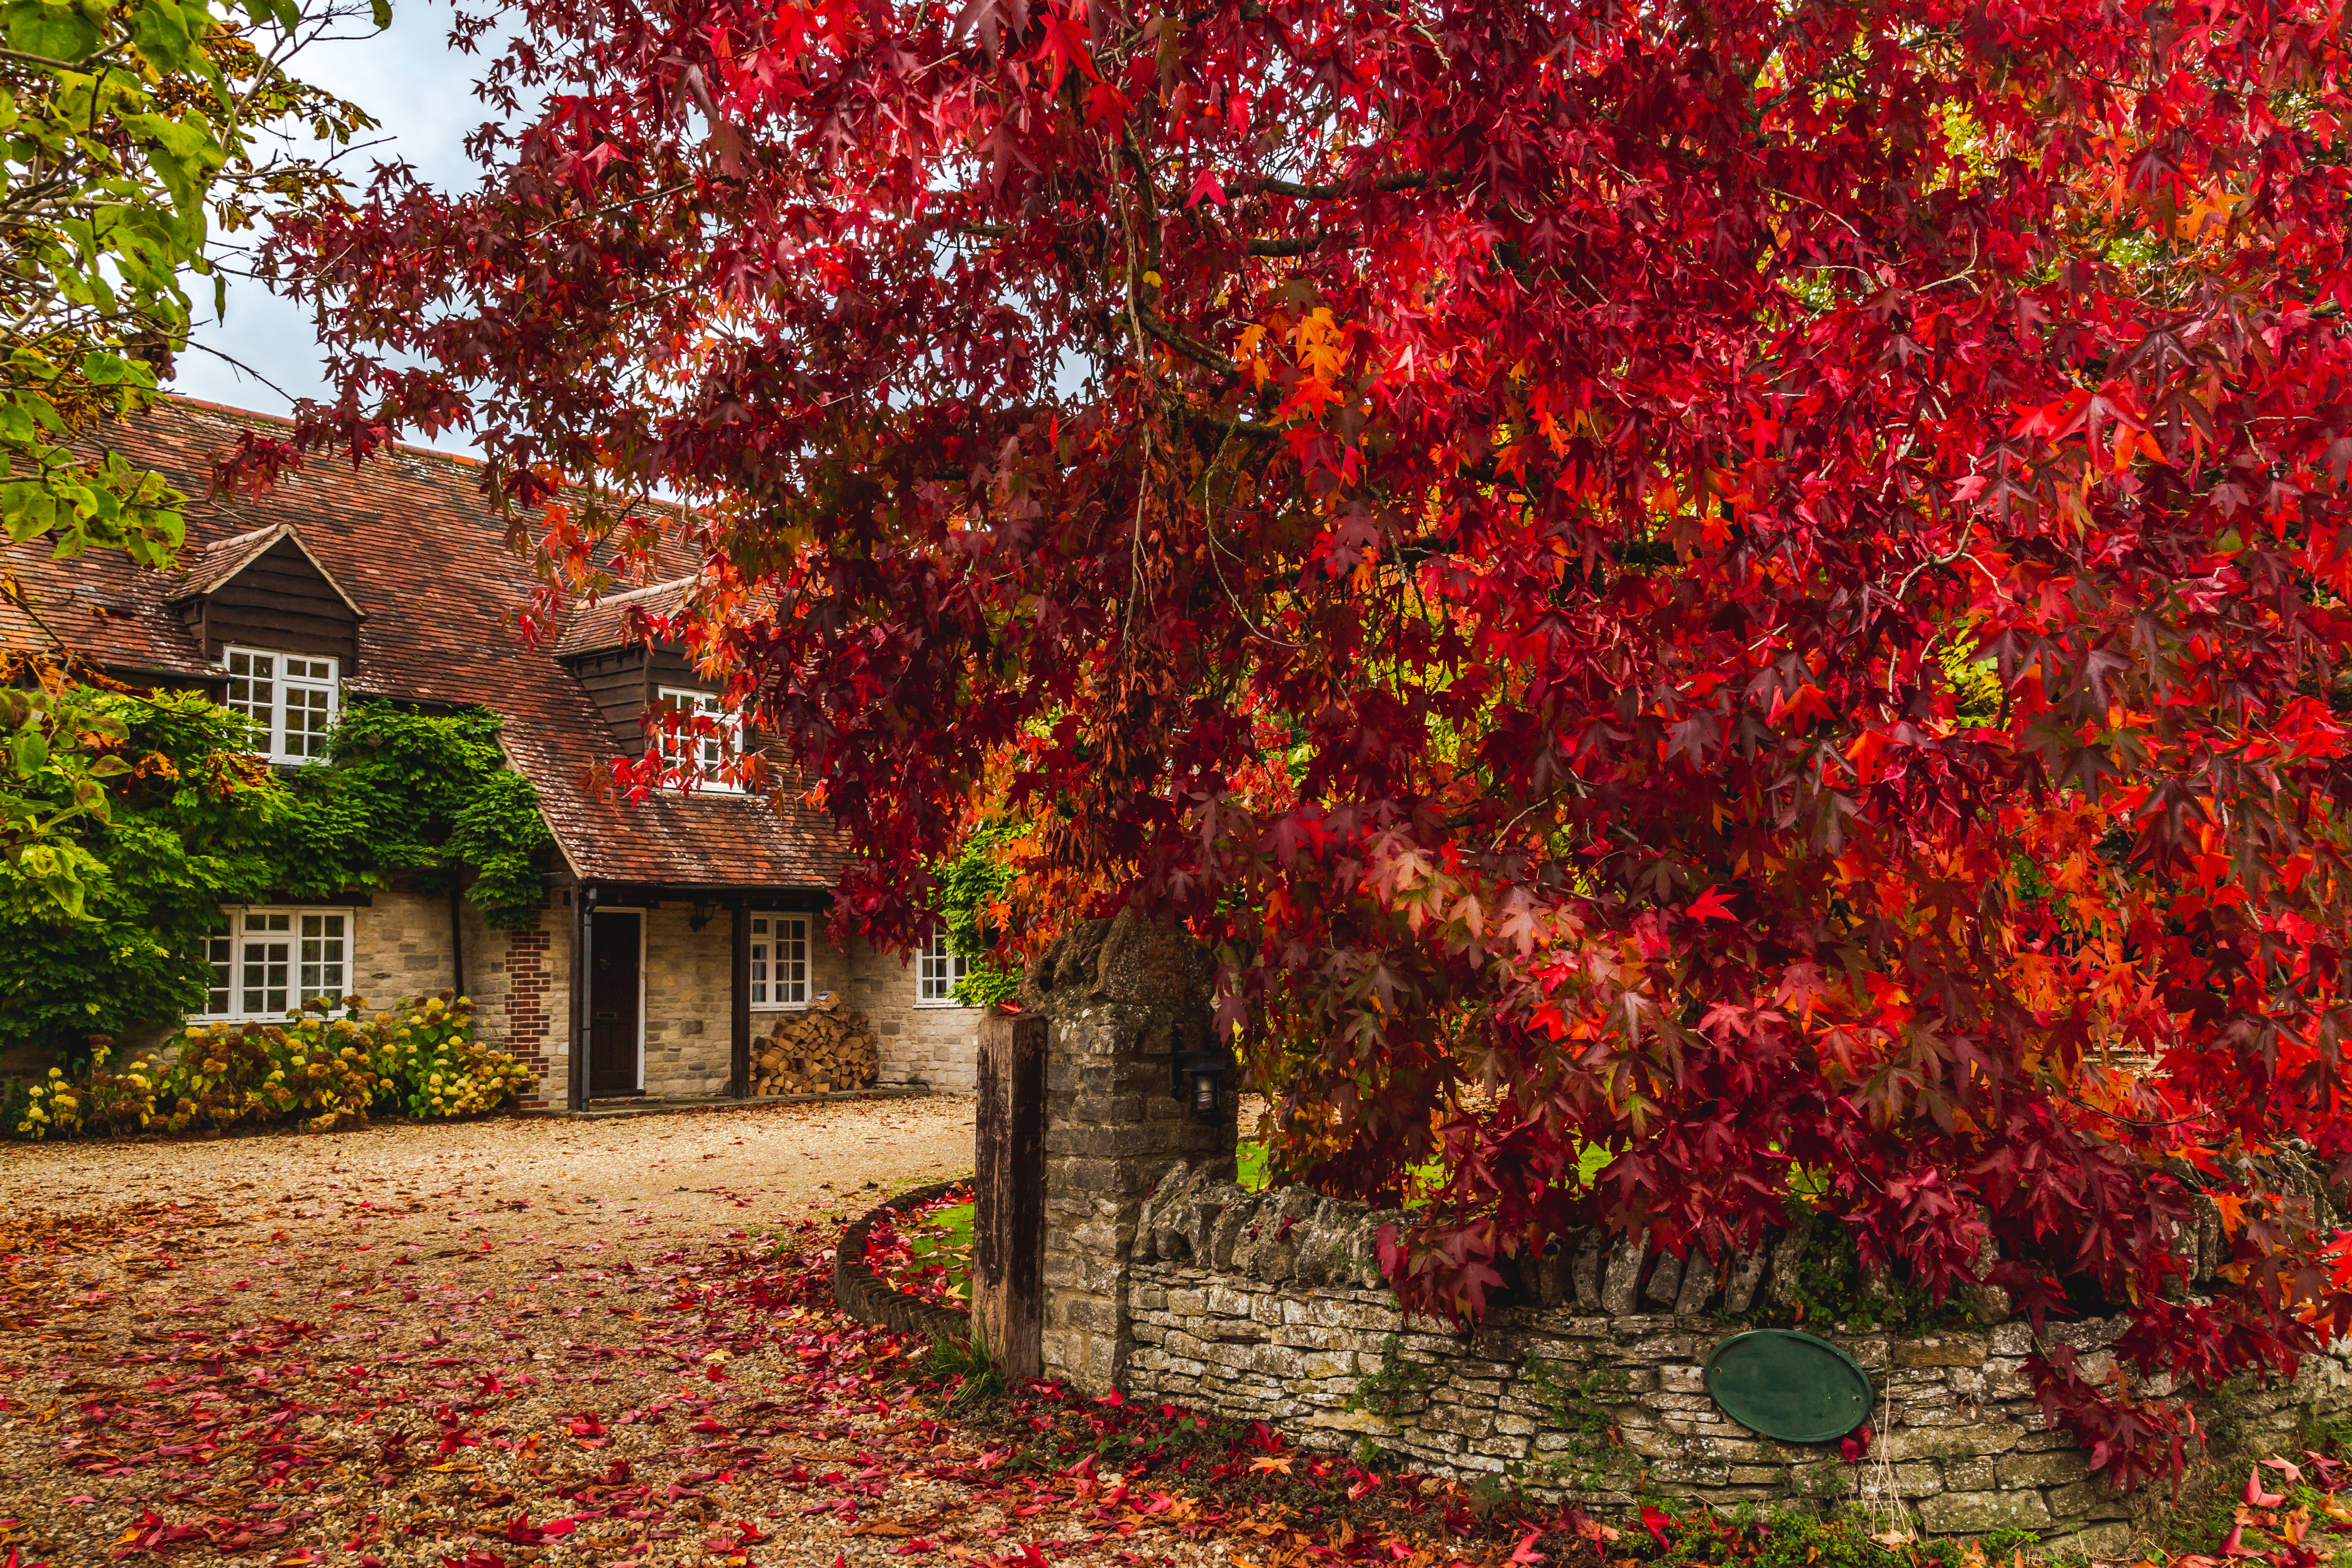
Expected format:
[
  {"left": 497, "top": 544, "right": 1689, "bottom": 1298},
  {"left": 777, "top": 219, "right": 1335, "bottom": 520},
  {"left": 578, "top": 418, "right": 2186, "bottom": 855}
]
[
  {"left": 729, "top": 898, "right": 751, "bottom": 1100},
  {"left": 973, "top": 1011, "right": 1046, "bottom": 1381}
]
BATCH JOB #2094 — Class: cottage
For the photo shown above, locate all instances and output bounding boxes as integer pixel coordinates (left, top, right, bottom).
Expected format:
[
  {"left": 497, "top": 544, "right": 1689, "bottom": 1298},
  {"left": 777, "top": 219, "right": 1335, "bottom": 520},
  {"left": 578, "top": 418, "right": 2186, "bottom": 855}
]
[{"left": 0, "top": 396, "right": 983, "bottom": 1105}]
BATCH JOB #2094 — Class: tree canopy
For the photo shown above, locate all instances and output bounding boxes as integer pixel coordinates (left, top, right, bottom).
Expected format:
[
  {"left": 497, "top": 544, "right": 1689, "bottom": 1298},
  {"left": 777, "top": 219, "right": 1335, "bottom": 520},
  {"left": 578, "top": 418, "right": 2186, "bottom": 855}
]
[
  {"left": 0, "top": 0, "right": 379, "bottom": 567},
  {"left": 264, "top": 0, "right": 2352, "bottom": 1483}
]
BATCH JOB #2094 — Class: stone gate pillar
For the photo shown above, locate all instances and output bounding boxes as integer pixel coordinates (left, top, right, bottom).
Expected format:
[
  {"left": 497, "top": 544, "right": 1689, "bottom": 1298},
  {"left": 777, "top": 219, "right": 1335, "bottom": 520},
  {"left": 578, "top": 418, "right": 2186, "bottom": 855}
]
[{"left": 1019, "top": 910, "right": 1237, "bottom": 1394}]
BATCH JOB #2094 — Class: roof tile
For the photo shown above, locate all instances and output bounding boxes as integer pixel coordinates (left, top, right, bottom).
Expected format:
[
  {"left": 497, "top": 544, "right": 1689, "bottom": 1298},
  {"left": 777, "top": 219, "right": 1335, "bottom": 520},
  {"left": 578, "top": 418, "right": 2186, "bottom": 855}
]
[{"left": 0, "top": 397, "right": 853, "bottom": 892}]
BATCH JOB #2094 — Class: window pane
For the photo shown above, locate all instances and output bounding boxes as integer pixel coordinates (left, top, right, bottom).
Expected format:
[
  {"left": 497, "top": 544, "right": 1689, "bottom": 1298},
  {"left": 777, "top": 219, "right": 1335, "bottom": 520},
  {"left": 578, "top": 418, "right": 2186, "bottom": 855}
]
[
  {"left": 298, "top": 913, "right": 345, "bottom": 1003},
  {"left": 247, "top": 911, "right": 290, "bottom": 933},
  {"left": 780, "top": 917, "right": 808, "bottom": 1005},
  {"left": 918, "top": 931, "right": 964, "bottom": 1003},
  {"left": 242, "top": 938, "right": 290, "bottom": 1015},
  {"left": 204, "top": 922, "right": 233, "bottom": 1015},
  {"left": 750, "top": 940, "right": 768, "bottom": 1006},
  {"left": 225, "top": 650, "right": 274, "bottom": 735},
  {"left": 285, "top": 685, "right": 333, "bottom": 758},
  {"left": 657, "top": 689, "right": 739, "bottom": 789},
  {"left": 280, "top": 659, "right": 338, "bottom": 761}
]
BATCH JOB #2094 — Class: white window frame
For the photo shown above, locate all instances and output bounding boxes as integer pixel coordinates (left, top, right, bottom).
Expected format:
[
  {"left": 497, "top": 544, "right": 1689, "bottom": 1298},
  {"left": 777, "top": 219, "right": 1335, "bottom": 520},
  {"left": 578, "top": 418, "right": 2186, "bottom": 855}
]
[
  {"left": 916, "top": 930, "right": 969, "bottom": 1007},
  {"left": 749, "top": 914, "right": 811, "bottom": 1010},
  {"left": 196, "top": 905, "right": 355, "bottom": 1022},
  {"left": 221, "top": 646, "right": 340, "bottom": 765},
  {"left": 655, "top": 688, "right": 744, "bottom": 794}
]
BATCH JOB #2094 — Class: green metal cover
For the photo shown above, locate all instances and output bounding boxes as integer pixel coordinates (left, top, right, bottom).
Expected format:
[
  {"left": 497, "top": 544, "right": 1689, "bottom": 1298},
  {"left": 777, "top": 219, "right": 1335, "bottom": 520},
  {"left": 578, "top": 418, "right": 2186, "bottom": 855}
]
[{"left": 1702, "top": 1330, "right": 1874, "bottom": 1443}]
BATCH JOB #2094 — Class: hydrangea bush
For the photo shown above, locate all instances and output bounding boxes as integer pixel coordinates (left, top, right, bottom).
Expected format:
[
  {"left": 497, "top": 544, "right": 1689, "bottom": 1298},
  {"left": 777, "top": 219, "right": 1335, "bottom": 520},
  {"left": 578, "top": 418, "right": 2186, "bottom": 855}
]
[{"left": 10, "top": 992, "right": 535, "bottom": 1139}]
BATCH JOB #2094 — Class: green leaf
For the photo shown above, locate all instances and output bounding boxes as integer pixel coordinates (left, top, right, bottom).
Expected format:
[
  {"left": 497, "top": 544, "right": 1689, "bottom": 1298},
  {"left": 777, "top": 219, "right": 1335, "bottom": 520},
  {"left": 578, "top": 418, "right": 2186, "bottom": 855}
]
[
  {"left": 127, "top": 0, "right": 192, "bottom": 69},
  {"left": 11, "top": 728, "right": 50, "bottom": 776},
  {"left": 370, "top": 0, "right": 389, "bottom": 27},
  {"left": 79, "top": 351, "right": 155, "bottom": 388},
  {"left": 2, "top": 0, "right": 98, "bottom": 62}
]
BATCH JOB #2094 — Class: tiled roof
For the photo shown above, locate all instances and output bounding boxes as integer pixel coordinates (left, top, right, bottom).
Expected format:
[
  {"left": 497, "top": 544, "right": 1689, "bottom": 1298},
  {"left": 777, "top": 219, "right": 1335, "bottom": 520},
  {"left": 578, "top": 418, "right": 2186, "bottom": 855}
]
[
  {"left": 172, "top": 523, "right": 278, "bottom": 599},
  {"left": 554, "top": 576, "right": 692, "bottom": 657},
  {"left": 0, "top": 396, "right": 854, "bottom": 893}
]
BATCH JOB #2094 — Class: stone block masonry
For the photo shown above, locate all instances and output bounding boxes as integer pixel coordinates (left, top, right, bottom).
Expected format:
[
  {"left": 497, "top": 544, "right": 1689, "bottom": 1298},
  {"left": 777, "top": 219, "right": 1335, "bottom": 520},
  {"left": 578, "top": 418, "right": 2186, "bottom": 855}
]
[
  {"left": 1119, "top": 1165, "right": 2352, "bottom": 1557},
  {"left": 1021, "top": 913, "right": 1238, "bottom": 1395},
  {"left": 353, "top": 881, "right": 568, "bottom": 1107},
  {"left": 844, "top": 936, "right": 985, "bottom": 1092},
  {"left": 1024, "top": 922, "right": 2352, "bottom": 1551}
]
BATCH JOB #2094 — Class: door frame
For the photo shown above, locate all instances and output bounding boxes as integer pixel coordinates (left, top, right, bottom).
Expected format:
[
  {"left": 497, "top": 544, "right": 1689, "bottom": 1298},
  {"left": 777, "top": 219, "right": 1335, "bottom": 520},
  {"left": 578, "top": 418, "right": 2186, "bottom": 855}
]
[{"left": 588, "top": 904, "right": 648, "bottom": 1095}]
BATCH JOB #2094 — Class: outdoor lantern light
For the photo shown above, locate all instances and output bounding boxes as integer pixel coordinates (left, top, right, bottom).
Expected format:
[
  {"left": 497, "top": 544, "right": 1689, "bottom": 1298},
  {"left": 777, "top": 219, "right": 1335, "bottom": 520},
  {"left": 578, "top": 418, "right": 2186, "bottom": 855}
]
[{"left": 1172, "top": 1050, "right": 1230, "bottom": 1120}]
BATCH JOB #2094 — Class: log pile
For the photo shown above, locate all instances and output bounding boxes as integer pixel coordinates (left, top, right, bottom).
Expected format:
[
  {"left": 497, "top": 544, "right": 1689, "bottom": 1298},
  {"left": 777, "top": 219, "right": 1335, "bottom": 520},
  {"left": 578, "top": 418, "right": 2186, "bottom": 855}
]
[{"left": 749, "top": 995, "right": 881, "bottom": 1095}]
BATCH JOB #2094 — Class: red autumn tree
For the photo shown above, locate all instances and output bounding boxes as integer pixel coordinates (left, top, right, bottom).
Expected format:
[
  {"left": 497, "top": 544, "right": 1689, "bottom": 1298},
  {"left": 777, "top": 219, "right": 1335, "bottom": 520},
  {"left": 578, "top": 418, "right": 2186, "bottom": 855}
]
[{"left": 263, "top": 0, "right": 2352, "bottom": 1483}]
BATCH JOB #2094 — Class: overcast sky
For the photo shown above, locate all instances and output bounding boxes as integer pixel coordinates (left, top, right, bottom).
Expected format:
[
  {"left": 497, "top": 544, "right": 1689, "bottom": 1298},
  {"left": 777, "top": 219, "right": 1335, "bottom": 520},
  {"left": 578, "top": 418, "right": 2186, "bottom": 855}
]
[{"left": 169, "top": 1, "right": 492, "bottom": 452}]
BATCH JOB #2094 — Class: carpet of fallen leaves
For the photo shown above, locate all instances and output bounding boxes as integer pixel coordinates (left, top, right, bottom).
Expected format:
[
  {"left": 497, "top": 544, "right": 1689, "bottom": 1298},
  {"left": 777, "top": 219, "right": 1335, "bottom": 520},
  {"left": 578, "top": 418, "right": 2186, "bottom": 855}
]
[
  {"left": 0, "top": 1172, "right": 1626, "bottom": 1568},
  {"left": 0, "top": 1096, "right": 1619, "bottom": 1568},
  {"left": 0, "top": 1104, "right": 2076, "bottom": 1568},
  {"left": 862, "top": 1185, "right": 973, "bottom": 1309}
]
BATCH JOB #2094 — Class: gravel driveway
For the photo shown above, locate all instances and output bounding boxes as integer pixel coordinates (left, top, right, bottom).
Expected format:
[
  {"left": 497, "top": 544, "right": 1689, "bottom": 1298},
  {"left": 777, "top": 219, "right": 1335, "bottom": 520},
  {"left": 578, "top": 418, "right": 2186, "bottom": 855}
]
[
  {"left": 0, "top": 1093, "right": 977, "bottom": 1263},
  {"left": 0, "top": 1095, "right": 994, "bottom": 1567}
]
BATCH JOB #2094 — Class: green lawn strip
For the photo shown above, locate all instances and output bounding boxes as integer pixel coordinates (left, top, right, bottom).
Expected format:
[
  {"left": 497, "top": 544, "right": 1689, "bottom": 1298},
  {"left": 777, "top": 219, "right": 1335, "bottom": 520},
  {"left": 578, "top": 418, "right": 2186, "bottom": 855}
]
[{"left": 909, "top": 1198, "right": 975, "bottom": 1303}]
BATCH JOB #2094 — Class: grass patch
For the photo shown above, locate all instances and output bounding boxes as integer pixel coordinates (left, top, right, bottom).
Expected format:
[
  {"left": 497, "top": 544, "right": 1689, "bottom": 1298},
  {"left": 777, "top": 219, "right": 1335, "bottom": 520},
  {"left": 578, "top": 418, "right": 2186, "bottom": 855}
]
[{"left": 909, "top": 1198, "right": 975, "bottom": 1303}]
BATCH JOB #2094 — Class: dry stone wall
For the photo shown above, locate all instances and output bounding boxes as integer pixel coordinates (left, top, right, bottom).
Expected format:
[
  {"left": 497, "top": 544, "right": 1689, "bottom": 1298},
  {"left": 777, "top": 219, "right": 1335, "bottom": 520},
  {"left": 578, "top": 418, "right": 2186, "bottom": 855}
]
[{"left": 1122, "top": 1163, "right": 2352, "bottom": 1557}]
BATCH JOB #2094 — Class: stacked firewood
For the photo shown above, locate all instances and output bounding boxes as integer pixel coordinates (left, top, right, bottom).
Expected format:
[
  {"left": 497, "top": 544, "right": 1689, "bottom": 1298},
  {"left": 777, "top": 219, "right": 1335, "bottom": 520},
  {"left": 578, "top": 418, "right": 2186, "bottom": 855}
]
[{"left": 749, "top": 995, "right": 881, "bottom": 1095}]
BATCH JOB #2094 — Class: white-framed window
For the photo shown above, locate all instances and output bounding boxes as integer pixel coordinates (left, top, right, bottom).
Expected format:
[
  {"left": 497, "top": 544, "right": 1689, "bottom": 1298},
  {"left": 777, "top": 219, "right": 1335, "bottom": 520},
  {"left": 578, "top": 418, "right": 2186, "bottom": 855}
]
[
  {"left": 750, "top": 915, "right": 810, "bottom": 1008},
  {"left": 656, "top": 688, "right": 744, "bottom": 793},
  {"left": 197, "top": 907, "right": 352, "bottom": 1020},
  {"left": 917, "top": 930, "right": 968, "bottom": 1006},
  {"left": 222, "top": 647, "right": 339, "bottom": 764}
]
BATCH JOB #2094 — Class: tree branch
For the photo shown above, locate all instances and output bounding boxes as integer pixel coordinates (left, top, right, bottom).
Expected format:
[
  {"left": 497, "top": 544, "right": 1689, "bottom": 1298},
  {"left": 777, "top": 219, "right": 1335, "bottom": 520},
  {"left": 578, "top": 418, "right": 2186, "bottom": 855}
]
[
  {"left": 1246, "top": 234, "right": 1339, "bottom": 256},
  {"left": 1248, "top": 171, "right": 1448, "bottom": 201}
]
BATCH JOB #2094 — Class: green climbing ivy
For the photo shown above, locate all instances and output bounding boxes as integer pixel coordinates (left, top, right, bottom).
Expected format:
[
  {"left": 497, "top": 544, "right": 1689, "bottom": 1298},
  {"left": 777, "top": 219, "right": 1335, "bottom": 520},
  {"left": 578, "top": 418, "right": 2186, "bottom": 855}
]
[
  {"left": 0, "top": 679, "right": 553, "bottom": 1069},
  {"left": 935, "top": 817, "right": 1022, "bottom": 1008}
]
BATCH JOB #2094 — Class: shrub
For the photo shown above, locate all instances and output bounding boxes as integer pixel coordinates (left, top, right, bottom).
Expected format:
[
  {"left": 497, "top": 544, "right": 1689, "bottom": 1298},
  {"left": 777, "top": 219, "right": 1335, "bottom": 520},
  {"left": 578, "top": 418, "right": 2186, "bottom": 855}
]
[{"left": 9, "top": 992, "right": 535, "bottom": 1140}]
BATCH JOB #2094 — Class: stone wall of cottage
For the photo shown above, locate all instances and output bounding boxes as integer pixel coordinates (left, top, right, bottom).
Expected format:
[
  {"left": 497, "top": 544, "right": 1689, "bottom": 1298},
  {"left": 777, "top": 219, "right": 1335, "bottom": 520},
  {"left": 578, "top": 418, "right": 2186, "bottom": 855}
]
[
  {"left": 511, "top": 913, "right": 982, "bottom": 1100},
  {"left": 843, "top": 937, "right": 984, "bottom": 1092},
  {"left": 640, "top": 903, "right": 733, "bottom": 1097},
  {"left": 351, "top": 884, "right": 464, "bottom": 1002},
  {"left": 1119, "top": 1166, "right": 2352, "bottom": 1558},
  {"left": 352, "top": 881, "right": 567, "bottom": 1109}
]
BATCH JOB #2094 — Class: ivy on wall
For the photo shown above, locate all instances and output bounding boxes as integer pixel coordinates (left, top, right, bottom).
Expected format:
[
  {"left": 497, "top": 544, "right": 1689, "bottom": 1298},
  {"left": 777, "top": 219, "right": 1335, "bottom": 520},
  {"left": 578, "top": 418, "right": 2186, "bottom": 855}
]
[
  {"left": 934, "top": 818, "right": 1021, "bottom": 1009},
  {"left": 0, "top": 677, "right": 553, "bottom": 1068}
]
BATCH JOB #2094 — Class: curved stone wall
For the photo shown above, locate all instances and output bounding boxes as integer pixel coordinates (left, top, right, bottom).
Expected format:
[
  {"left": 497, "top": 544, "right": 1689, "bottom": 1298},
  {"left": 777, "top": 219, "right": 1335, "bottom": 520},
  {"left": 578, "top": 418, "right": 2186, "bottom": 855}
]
[
  {"left": 834, "top": 1180, "right": 974, "bottom": 1342},
  {"left": 1126, "top": 1163, "right": 2352, "bottom": 1557}
]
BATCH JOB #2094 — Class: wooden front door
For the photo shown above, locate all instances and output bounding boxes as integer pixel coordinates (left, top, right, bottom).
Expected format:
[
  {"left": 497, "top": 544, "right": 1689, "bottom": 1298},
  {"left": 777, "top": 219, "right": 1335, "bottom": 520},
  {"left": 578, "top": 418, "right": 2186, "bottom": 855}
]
[{"left": 588, "top": 910, "right": 641, "bottom": 1095}]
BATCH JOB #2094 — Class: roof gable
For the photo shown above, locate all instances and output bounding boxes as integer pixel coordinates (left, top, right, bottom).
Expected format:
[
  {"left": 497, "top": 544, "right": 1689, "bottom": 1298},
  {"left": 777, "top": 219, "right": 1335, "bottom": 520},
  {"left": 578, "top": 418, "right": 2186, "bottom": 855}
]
[
  {"left": 555, "top": 576, "right": 692, "bottom": 658},
  {"left": 172, "top": 523, "right": 367, "bottom": 619}
]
